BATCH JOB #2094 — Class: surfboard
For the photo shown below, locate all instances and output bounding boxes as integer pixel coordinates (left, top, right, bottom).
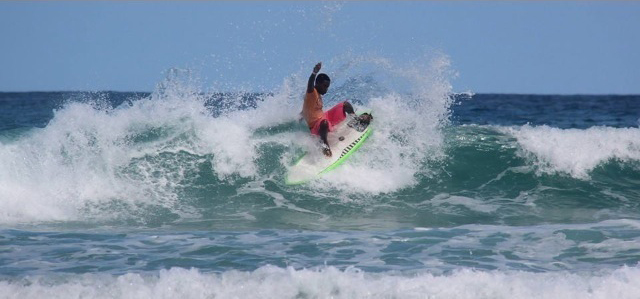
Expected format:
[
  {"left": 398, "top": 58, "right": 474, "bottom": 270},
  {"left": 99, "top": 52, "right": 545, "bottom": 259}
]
[{"left": 285, "top": 112, "right": 373, "bottom": 185}]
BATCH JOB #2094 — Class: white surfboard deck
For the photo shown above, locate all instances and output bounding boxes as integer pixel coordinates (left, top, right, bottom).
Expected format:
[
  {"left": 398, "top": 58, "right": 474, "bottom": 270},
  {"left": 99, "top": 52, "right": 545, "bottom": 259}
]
[{"left": 285, "top": 113, "right": 372, "bottom": 185}]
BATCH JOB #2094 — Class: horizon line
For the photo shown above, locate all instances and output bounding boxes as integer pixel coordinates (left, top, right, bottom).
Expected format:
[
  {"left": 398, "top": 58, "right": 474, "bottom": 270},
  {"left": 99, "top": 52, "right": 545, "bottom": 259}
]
[{"left": 1, "top": 90, "right": 639, "bottom": 97}]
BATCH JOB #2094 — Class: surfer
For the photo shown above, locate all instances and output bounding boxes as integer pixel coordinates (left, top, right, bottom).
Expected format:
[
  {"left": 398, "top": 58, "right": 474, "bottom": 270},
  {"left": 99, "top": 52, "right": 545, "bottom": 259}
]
[{"left": 302, "top": 62, "right": 372, "bottom": 157}]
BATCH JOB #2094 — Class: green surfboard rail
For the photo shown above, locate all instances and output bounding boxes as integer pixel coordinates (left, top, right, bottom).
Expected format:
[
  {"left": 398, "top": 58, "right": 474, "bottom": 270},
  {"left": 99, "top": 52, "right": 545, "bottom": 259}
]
[{"left": 320, "top": 126, "right": 372, "bottom": 174}]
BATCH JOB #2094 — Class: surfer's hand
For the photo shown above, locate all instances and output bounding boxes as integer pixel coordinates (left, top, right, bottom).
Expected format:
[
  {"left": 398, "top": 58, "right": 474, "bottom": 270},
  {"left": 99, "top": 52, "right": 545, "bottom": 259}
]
[
  {"left": 322, "top": 147, "right": 332, "bottom": 157},
  {"left": 313, "top": 62, "right": 322, "bottom": 74}
]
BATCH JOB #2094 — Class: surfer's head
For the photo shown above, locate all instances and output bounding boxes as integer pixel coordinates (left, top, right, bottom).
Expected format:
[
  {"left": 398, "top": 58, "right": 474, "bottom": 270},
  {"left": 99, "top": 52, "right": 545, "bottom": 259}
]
[{"left": 315, "top": 73, "right": 331, "bottom": 95}]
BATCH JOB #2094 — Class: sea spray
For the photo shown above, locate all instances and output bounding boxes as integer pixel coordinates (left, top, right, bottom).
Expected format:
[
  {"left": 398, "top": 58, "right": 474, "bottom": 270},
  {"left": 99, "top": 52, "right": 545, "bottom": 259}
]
[
  {"left": 0, "top": 52, "right": 457, "bottom": 224},
  {"left": 2, "top": 60, "right": 638, "bottom": 230},
  {"left": 305, "top": 53, "right": 456, "bottom": 193}
]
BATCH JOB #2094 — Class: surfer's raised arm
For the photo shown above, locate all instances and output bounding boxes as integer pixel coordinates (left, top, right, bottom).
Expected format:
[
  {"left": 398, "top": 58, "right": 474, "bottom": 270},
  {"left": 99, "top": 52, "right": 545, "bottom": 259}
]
[{"left": 307, "top": 62, "right": 322, "bottom": 94}]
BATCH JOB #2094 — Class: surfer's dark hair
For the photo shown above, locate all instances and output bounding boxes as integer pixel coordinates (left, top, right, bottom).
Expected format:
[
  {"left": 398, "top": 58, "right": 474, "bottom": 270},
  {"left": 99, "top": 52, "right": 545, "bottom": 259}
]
[{"left": 316, "top": 73, "right": 330, "bottom": 84}]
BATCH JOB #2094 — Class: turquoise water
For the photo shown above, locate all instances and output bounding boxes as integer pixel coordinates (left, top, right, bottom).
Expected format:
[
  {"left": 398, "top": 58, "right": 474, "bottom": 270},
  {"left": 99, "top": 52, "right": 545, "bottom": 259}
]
[{"left": 2, "top": 64, "right": 640, "bottom": 297}]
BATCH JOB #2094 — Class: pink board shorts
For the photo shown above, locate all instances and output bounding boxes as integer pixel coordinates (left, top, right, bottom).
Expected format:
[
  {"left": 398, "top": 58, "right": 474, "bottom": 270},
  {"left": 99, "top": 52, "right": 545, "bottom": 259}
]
[{"left": 310, "top": 102, "right": 348, "bottom": 136}]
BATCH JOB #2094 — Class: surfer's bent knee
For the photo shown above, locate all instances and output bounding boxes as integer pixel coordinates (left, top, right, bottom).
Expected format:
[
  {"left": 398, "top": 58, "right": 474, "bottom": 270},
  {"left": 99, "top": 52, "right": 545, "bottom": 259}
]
[{"left": 342, "top": 101, "right": 355, "bottom": 115}]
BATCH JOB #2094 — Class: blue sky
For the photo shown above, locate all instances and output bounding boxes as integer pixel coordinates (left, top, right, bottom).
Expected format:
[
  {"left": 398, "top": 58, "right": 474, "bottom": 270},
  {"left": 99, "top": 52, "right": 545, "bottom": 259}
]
[{"left": 1, "top": 1, "right": 638, "bottom": 94}]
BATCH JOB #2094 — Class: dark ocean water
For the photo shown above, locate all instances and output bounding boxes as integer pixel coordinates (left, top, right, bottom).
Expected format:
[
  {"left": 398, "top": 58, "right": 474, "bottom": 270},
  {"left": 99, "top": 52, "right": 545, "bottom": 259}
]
[{"left": 1, "top": 88, "right": 640, "bottom": 298}]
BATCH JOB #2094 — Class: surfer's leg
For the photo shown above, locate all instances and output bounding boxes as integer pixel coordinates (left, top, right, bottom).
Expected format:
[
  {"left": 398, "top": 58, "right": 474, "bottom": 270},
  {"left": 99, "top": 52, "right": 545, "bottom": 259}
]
[
  {"left": 343, "top": 101, "right": 355, "bottom": 115},
  {"left": 325, "top": 102, "right": 349, "bottom": 126},
  {"left": 318, "top": 119, "right": 332, "bottom": 156},
  {"left": 319, "top": 119, "right": 329, "bottom": 145}
]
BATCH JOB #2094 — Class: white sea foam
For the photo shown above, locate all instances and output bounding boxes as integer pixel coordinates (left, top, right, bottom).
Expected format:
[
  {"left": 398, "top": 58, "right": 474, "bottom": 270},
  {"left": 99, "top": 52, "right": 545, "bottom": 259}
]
[
  {"left": 0, "top": 53, "right": 454, "bottom": 224},
  {"left": 0, "top": 64, "right": 316, "bottom": 224},
  {"left": 503, "top": 125, "right": 640, "bottom": 178},
  {"left": 1, "top": 265, "right": 639, "bottom": 299},
  {"left": 428, "top": 194, "right": 501, "bottom": 214}
]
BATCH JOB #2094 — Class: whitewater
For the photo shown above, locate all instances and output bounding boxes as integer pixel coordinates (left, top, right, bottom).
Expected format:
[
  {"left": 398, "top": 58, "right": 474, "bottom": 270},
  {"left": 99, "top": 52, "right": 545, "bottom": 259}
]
[{"left": 2, "top": 55, "right": 640, "bottom": 298}]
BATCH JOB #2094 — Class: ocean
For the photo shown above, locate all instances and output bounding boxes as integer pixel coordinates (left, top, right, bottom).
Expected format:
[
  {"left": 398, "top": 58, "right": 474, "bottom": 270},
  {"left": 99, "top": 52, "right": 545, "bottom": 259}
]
[{"left": 1, "top": 64, "right": 640, "bottom": 298}]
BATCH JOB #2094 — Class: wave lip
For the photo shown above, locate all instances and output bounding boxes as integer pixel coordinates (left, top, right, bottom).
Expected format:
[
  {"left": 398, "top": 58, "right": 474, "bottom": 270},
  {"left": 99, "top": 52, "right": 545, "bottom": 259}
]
[{"left": 503, "top": 125, "right": 640, "bottom": 178}]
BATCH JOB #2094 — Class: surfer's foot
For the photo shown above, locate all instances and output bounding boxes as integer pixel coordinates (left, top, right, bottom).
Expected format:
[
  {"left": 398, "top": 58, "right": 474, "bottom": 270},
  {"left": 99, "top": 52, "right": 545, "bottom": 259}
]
[
  {"left": 322, "top": 145, "right": 332, "bottom": 157},
  {"left": 358, "top": 113, "right": 373, "bottom": 125}
]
